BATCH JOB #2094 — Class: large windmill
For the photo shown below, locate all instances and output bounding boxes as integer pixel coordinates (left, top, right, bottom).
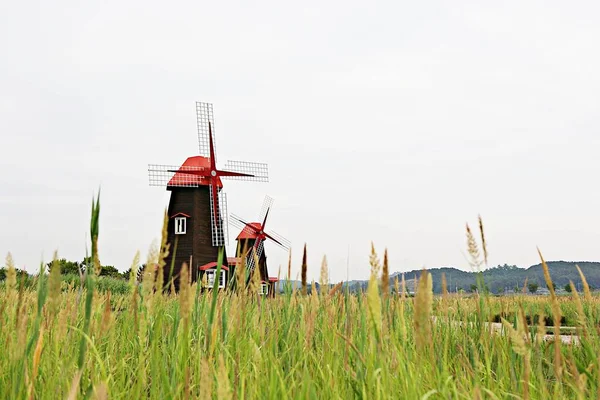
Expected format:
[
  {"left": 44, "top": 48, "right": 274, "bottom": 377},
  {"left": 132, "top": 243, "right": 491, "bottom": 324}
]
[
  {"left": 148, "top": 102, "right": 268, "bottom": 288},
  {"left": 230, "top": 195, "right": 291, "bottom": 295}
]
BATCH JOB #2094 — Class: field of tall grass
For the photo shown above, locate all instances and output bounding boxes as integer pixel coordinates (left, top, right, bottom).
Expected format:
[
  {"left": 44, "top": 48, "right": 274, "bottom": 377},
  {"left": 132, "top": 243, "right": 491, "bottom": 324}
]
[{"left": 2, "top": 199, "right": 600, "bottom": 399}]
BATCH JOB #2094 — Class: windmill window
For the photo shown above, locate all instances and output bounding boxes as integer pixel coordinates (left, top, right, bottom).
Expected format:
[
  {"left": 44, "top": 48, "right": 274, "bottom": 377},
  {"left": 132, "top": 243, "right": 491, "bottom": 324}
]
[
  {"left": 205, "top": 270, "right": 226, "bottom": 289},
  {"left": 174, "top": 217, "right": 186, "bottom": 234},
  {"left": 259, "top": 283, "right": 269, "bottom": 295}
]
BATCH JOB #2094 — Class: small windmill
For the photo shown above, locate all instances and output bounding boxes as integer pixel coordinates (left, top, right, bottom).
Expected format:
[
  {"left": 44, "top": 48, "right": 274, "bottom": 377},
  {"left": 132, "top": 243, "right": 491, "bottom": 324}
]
[
  {"left": 230, "top": 195, "right": 290, "bottom": 294},
  {"left": 148, "top": 102, "right": 269, "bottom": 287}
]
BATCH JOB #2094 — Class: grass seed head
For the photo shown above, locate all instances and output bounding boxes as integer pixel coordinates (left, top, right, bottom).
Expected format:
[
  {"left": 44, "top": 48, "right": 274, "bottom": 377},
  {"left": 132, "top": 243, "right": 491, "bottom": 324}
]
[
  {"left": 6, "top": 252, "right": 17, "bottom": 292},
  {"left": 142, "top": 242, "right": 159, "bottom": 306},
  {"left": 366, "top": 267, "right": 382, "bottom": 341},
  {"left": 200, "top": 359, "right": 212, "bottom": 400},
  {"left": 93, "top": 382, "right": 108, "bottom": 400},
  {"left": 466, "top": 223, "right": 482, "bottom": 271},
  {"left": 478, "top": 215, "right": 488, "bottom": 267},
  {"left": 287, "top": 249, "right": 292, "bottom": 280},
  {"left": 301, "top": 243, "right": 307, "bottom": 295},
  {"left": 382, "top": 248, "right": 389, "bottom": 300},
  {"left": 414, "top": 269, "right": 433, "bottom": 352},
  {"left": 31, "top": 326, "right": 44, "bottom": 381},
  {"left": 369, "top": 242, "right": 381, "bottom": 276},
  {"left": 575, "top": 265, "right": 592, "bottom": 302},
  {"left": 537, "top": 248, "right": 562, "bottom": 380},
  {"left": 570, "top": 280, "right": 588, "bottom": 339},
  {"left": 217, "top": 354, "right": 232, "bottom": 400},
  {"left": 47, "top": 251, "right": 62, "bottom": 319},
  {"left": 501, "top": 317, "right": 526, "bottom": 356},
  {"left": 319, "top": 255, "right": 328, "bottom": 288}
]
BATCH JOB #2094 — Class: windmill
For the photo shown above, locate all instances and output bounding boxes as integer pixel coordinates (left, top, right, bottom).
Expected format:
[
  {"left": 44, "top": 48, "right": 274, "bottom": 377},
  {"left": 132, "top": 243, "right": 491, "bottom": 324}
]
[
  {"left": 148, "top": 102, "right": 268, "bottom": 288},
  {"left": 230, "top": 195, "right": 291, "bottom": 295}
]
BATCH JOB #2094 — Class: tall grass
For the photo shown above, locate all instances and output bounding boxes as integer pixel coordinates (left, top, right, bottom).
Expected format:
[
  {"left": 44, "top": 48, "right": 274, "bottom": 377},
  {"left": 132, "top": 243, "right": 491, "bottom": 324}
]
[{"left": 2, "top": 202, "right": 600, "bottom": 398}]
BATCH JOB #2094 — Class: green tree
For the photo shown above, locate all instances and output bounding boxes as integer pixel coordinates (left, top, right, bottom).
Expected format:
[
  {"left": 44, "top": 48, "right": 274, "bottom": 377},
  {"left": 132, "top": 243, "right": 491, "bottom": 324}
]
[
  {"left": 99, "top": 265, "right": 120, "bottom": 278},
  {"left": 528, "top": 282, "right": 539, "bottom": 294},
  {"left": 564, "top": 283, "right": 572, "bottom": 293},
  {"left": 121, "top": 268, "right": 132, "bottom": 280},
  {"left": 46, "top": 258, "right": 82, "bottom": 275}
]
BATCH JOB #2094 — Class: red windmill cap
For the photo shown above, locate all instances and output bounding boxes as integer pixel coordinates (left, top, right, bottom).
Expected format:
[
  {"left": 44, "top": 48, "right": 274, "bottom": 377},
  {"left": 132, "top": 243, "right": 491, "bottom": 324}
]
[
  {"left": 167, "top": 156, "right": 223, "bottom": 188},
  {"left": 236, "top": 222, "right": 263, "bottom": 240}
]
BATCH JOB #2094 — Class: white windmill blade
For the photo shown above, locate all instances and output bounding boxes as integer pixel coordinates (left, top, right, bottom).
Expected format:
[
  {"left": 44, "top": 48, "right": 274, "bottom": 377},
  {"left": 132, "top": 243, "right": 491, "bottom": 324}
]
[
  {"left": 246, "top": 239, "right": 265, "bottom": 272},
  {"left": 220, "top": 191, "right": 229, "bottom": 247},
  {"left": 208, "top": 185, "right": 228, "bottom": 246},
  {"left": 228, "top": 213, "right": 248, "bottom": 230},
  {"left": 196, "top": 101, "right": 216, "bottom": 161},
  {"left": 148, "top": 164, "right": 203, "bottom": 187},
  {"left": 221, "top": 160, "right": 269, "bottom": 182},
  {"left": 266, "top": 230, "right": 291, "bottom": 250},
  {"left": 229, "top": 213, "right": 259, "bottom": 236},
  {"left": 258, "top": 195, "right": 274, "bottom": 223}
]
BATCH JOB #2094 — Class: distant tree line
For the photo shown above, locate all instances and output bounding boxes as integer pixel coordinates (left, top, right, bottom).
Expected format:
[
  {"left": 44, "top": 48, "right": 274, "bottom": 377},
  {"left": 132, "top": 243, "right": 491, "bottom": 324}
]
[
  {"left": 0, "top": 258, "right": 141, "bottom": 282},
  {"left": 0, "top": 267, "right": 29, "bottom": 281}
]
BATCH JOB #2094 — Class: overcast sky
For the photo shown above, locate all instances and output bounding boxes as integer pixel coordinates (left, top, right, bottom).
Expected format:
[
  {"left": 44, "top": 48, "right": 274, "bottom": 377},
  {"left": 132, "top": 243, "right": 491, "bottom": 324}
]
[{"left": 1, "top": 1, "right": 599, "bottom": 282}]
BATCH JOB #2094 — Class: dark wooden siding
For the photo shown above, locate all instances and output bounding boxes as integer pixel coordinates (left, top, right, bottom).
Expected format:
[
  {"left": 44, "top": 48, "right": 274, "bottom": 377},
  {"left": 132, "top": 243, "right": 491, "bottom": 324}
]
[
  {"left": 236, "top": 238, "right": 269, "bottom": 283},
  {"left": 163, "top": 186, "right": 228, "bottom": 288}
]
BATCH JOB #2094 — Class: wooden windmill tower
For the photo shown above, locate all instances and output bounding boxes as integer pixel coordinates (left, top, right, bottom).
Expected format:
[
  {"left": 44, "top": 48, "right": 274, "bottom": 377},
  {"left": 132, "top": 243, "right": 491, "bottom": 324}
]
[
  {"left": 230, "top": 195, "right": 291, "bottom": 296},
  {"left": 148, "top": 102, "right": 269, "bottom": 289}
]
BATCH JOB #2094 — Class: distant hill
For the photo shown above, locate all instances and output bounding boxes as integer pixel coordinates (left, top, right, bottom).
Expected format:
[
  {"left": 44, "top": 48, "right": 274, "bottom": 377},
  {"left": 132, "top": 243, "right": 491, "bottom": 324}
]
[
  {"left": 292, "top": 261, "right": 600, "bottom": 294},
  {"left": 274, "top": 280, "right": 320, "bottom": 294},
  {"left": 396, "top": 261, "right": 600, "bottom": 294}
]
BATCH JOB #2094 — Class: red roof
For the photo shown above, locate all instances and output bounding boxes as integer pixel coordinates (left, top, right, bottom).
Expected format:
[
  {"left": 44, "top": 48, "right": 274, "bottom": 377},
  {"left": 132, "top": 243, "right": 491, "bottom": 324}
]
[
  {"left": 227, "top": 257, "right": 241, "bottom": 265},
  {"left": 199, "top": 262, "right": 229, "bottom": 271},
  {"left": 198, "top": 257, "right": 240, "bottom": 271},
  {"left": 170, "top": 212, "right": 191, "bottom": 218},
  {"left": 268, "top": 277, "right": 278, "bottom": 282},
  {"left": 236, "top": 222, "right": 263, "bottom": 240},
  {"left": 167, "top": 156, "right": 223, "bottom": 188}
]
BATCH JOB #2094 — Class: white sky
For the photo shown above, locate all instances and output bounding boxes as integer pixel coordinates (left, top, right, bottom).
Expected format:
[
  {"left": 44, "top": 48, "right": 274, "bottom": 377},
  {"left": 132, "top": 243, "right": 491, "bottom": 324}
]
[{"left": 1, "top": 0, "right": 599, "bottom": 282}]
